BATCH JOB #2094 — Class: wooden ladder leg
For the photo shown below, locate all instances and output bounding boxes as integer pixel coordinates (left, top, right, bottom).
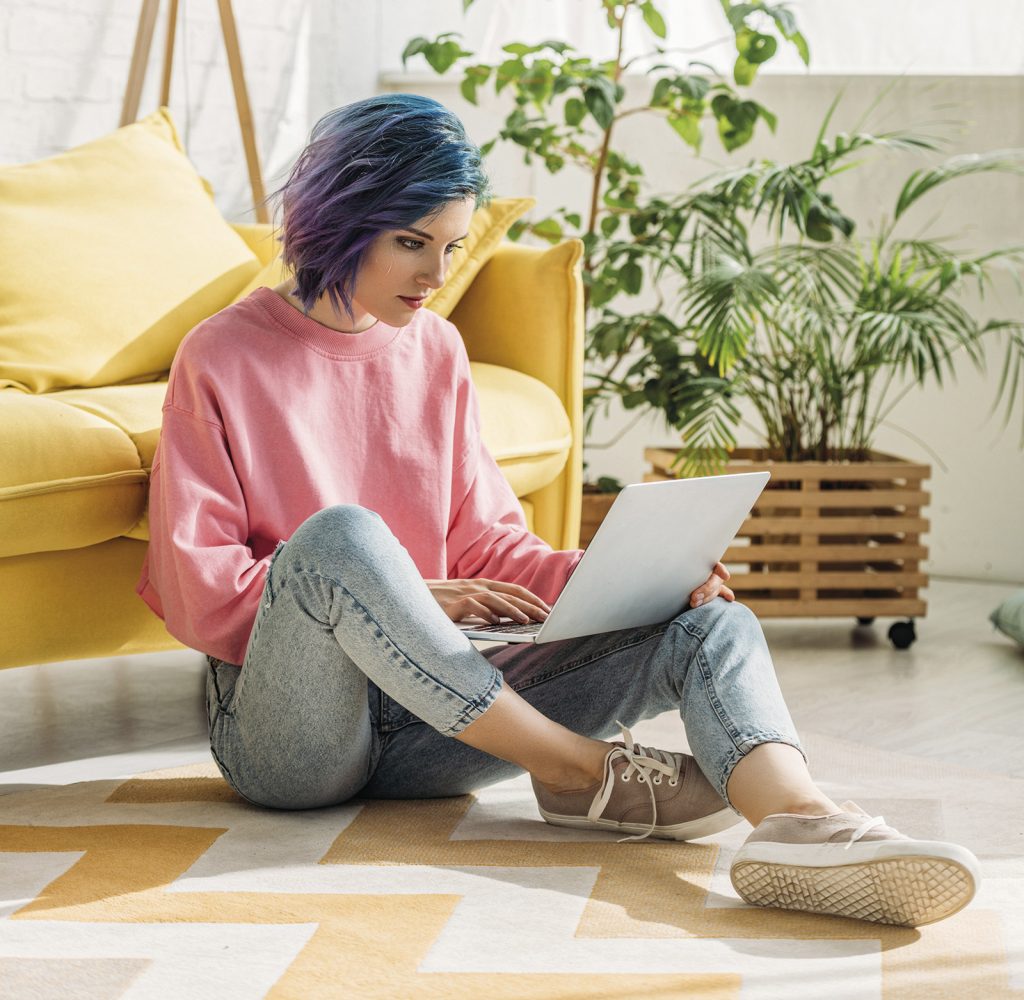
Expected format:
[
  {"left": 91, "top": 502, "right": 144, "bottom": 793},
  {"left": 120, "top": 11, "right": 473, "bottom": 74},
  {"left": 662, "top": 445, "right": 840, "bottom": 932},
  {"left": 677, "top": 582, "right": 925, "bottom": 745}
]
[
  {"left": 216, "top": 0, "right": 268, "bottom": 222},
  {"left": 159, "top": 0, "right": 180, "bottom": 108},
  {"left": 120, "top": 0, "right": 162, "bottom": 126}
]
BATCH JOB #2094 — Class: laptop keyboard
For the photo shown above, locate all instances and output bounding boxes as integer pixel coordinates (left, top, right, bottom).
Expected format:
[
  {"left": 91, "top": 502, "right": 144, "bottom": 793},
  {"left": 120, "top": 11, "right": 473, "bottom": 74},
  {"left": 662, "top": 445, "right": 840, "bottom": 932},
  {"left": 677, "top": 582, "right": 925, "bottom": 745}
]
[{"left": 468, "top": 621, "right": 542, "bottom": 634}]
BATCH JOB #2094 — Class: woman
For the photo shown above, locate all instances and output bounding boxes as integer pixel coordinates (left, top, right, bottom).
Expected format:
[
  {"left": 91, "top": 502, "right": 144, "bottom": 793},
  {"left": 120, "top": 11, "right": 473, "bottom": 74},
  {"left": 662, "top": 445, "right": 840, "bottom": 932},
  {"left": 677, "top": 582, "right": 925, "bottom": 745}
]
[{"left": 137, "top": 93, "right": 979, "bottom": 927}]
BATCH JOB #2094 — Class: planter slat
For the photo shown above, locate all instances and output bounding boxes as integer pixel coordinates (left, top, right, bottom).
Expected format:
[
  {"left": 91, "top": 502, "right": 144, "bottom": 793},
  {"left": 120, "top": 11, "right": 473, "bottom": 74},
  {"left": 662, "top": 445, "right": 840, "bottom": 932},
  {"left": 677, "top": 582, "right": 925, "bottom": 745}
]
[
  {"left": 645, "top": 448, "right": 931, "bottom": 482},
  {"left": 740, "top": 598, "right": 927, "bottom": 618},
  {"left": 728, "top": 571, "right": 929, "bottom": 588},
  {"left": 644, "top": 446, "right": 930, "bottom": 622},
  {"left": 740, "top": 516, "right": 930, "bottom": 534},
  {"left": 723, "top": 543, "right": 929, "bottom": 562},
  {"left": 648, "top": 476, "right": 932, "bottom": 509}
]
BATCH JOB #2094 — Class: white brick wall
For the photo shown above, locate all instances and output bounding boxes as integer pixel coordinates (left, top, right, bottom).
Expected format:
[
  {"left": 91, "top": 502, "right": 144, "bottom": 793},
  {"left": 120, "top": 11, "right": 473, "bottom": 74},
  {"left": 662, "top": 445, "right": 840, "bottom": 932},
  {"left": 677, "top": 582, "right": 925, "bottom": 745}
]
[{"left": 0, "top": 0, "right": 374, "bottom": 221}]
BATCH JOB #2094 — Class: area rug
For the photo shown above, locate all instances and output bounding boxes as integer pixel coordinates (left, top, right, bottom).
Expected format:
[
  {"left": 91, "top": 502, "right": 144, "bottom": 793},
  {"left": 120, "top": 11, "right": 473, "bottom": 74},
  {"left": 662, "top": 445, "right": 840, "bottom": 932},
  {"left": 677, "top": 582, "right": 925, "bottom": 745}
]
[{"left": 1, "top": 727, "right": 1021, "bottom": 1000}]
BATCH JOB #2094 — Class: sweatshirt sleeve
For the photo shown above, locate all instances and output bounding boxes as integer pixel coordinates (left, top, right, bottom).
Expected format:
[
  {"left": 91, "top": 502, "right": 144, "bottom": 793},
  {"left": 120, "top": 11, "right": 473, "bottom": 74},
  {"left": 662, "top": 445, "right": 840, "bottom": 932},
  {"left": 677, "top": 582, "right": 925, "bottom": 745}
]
[
  {"left": 137, "top": 404, "right": 275, "bottom": 666},
  {"left": 445, "top": 350, "right": 583, "bottom": 606}
]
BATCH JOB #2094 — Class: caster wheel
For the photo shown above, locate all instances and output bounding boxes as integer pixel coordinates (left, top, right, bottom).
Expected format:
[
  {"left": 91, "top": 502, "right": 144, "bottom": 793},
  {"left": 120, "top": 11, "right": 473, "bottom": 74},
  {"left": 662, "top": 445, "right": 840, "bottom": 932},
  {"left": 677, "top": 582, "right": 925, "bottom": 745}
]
[
  {"left": 887, "top": 620, "right": 916, "bottom": 649},
  {"left": 856, "top": 616, "right": 876, "bottom": 626}
]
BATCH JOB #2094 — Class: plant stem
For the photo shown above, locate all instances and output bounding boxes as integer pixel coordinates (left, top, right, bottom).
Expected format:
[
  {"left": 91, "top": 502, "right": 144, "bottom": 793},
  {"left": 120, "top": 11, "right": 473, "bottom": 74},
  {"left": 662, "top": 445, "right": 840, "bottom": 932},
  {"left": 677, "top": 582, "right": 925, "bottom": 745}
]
[{"left": 584, "top": 7, "right": 628, "bottom": 310}]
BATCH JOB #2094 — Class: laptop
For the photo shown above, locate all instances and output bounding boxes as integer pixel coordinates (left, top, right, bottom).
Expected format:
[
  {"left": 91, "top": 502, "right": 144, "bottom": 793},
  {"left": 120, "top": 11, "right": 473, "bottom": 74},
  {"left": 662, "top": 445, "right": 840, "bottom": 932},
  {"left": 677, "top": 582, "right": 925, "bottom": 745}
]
[{"left": 458, "top": 470, "right": 770, "bottom": 644}]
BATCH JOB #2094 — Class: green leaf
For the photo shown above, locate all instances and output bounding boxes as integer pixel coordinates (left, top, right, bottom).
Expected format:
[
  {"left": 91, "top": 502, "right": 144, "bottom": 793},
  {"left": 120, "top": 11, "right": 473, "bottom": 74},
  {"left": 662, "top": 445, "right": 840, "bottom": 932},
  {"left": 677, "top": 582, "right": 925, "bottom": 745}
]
[
  {"left": 460, "top": 77, "right": 479, "bottom": 105},
  {"left": 532, "top": 217, "right": 564, "bottom": 242},
  {"left": 564, "top": 96, "right": 586, "bottom": 127},
  {"left": 601, "top": 215, "right": 621, "bottom": 238},
  {"left": 584, "top": 86, "right": 615, "bottom": 129},
  {"left": 713, "top": 97, "right": 759, "bottom": 151},
  {"left": 495, "top": 57, "right": 525, "bottom": 94},
  {"left": 737, "top": 28, "right": 778, "bottom": 65},
  {"left": 791, "top": 30, "right": 810, "bottom": 65},
  {"left": 895, "top": 150, "right": 1024, "bottom": 220},
  {"left": 651, "top": 77, "right": 673, "bottom": 108},
  {"left": 641, "top": 1, "right": 668, "bottom": 39},
  {"left": 668, "top": 112, "right": 702, "bottom": 150},
  {"left": 733, "top": 55, "right": 756, "bottom": 87},
  {"left": 424, "top": 39, "right": 473, "bottom": 75},
  {"left": 400, "top": 37, "right": 429, "bottom": 70},
  {"left": 621, "top": 260, "right": 644, "bottom": 294}
]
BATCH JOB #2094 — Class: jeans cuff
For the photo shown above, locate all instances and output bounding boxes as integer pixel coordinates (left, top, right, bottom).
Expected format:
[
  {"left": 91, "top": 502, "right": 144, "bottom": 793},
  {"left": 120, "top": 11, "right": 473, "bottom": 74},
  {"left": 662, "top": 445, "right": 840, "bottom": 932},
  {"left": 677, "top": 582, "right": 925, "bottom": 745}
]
[
  {"left": 716, "top": 733, "right": 807, "bottom": 812},
  {"left": 442, "top": 667, "right": 504, "bottom": 737}
]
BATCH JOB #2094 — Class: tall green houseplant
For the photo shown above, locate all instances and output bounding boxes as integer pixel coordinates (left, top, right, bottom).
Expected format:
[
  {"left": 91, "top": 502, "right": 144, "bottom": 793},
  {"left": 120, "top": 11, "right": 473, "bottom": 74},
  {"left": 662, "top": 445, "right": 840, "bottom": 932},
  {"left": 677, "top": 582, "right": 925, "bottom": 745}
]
[
  {"left": 401, "top": 0, "right": 811, "bottom": 453},
  {"left": 615, "top": 106, "right": 1024, "bottom": 475}
]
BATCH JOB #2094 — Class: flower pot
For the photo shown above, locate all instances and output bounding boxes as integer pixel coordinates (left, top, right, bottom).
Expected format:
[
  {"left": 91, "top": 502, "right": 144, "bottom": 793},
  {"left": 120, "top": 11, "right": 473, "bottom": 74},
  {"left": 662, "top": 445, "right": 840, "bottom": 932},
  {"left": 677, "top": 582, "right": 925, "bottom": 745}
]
[{"left": 644, "top": 447, "right": 929, "bottom": 631}]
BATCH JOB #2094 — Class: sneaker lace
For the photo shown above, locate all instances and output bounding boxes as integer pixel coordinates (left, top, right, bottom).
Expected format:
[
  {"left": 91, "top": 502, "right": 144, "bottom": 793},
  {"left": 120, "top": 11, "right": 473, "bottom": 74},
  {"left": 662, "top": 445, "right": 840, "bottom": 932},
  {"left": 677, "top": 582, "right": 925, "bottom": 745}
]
[
  {"left": 587, "top": 721, "right": 682, "bottom": 843},
  {"left": 844, "top": 814, "right": 886, "bottom": 848}
]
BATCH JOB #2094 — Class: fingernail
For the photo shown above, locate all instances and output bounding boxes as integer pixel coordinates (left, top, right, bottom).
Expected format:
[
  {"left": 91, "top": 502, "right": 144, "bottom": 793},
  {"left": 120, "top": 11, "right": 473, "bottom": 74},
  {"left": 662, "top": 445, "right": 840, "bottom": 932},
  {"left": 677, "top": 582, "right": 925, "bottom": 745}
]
[{"left": 695, "top": 594, "right": 704, "bottom": 605}]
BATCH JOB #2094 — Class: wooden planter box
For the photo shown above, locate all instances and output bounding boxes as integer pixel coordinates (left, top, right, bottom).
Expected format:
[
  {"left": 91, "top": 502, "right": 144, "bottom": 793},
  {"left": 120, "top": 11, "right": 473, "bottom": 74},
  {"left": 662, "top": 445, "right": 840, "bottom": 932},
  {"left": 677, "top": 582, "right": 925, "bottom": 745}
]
[
  {"left": 643, "top": 447, "right": 929, "bottom": 623},
  {"left": 580, "top": 486, "right": 619, "bottom": 548}
]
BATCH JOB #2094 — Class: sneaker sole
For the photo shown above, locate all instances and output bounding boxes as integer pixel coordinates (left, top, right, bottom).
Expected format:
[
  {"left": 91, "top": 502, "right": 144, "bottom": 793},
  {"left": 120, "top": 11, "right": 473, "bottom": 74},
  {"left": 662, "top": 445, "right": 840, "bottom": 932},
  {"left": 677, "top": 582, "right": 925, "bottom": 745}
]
[
  {"left": 730, "top": 839, "right": 980, "bottom": 926},
  {"left": 538, "top": 804, "right": 741, "bottom": 841}
]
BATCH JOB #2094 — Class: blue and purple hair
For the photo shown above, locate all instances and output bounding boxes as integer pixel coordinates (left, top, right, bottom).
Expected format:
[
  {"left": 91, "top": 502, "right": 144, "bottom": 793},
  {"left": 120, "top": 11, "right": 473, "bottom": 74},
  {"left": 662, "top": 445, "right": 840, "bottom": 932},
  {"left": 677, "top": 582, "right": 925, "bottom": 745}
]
[{"left": 271, "top": 93, "right": 492, "bottom": 320}]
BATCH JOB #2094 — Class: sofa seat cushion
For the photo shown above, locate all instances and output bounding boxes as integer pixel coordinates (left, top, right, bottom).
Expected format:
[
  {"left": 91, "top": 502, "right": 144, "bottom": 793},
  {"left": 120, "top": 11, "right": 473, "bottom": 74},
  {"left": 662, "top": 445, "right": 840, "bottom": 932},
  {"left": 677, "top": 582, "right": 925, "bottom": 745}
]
[
  {"left": 0, "top": 363, "right": 569, "bottom": 557},
  {"left": 0, "top": 385, "right": 162, "bottom": 557}
]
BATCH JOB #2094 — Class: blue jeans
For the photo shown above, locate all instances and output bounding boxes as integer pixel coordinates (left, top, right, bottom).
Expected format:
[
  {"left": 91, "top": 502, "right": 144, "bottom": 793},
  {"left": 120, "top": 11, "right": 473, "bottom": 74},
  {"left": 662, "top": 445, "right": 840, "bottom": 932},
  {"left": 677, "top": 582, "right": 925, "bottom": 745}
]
[{"left": 205, "top": 504, "right": 804, "bottom": 810}]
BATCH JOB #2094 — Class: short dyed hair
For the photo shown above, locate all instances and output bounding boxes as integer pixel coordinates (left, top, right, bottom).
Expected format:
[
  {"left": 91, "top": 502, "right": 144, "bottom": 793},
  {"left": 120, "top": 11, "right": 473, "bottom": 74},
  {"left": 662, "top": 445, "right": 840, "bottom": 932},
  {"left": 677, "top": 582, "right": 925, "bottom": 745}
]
[{"left": 271, "top": 94, "right": 492, "bottom": 319}]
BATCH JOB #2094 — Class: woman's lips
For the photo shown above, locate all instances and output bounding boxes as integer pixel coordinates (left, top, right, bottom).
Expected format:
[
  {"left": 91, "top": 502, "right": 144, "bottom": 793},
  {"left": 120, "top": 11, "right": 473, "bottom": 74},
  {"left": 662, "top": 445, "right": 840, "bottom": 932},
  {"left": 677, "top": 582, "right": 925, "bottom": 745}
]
[{"left": 399, "top": 296, "right": 426, "bottom": 309}]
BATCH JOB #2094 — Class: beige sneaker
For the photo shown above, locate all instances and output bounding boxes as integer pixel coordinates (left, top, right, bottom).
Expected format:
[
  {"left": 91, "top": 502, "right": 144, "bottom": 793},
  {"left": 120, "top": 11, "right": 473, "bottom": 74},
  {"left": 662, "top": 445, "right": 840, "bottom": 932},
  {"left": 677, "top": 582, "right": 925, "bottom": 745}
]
[
  {"left": 531, "top": 722, "right": 740, "bottom": 842},
  {"left": 730, "top": 800, "right": 981, "bottom": 926}
]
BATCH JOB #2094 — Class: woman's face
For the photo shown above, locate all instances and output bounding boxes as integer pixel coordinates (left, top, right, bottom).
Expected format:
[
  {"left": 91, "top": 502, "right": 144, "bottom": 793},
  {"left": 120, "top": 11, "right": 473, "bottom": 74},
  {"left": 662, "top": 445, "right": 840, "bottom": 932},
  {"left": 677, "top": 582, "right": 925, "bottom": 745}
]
[{"left": 297, "top": 196, "right": 476, "bottom": 334}]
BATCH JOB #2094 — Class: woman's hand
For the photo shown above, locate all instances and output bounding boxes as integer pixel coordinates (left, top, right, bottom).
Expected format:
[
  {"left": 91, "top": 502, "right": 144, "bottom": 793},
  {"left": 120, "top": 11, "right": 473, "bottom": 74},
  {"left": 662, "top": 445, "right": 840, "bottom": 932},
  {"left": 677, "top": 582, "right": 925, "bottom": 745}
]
[
  {"left": 689, "top": 561, "right": 734, "bottom": 609},
  {"left": 425, "top": 578, "right": 551, "bottom": 625}
]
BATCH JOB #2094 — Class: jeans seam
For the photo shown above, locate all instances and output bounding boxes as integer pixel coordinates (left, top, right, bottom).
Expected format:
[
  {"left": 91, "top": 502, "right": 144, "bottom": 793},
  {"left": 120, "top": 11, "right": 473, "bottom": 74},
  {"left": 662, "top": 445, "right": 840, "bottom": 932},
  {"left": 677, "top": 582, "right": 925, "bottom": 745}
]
[
  {"left": 297, "top": 567, "right": 499, "bottom": 734},
  {"left": 511, "top": 624, "right": 670, "bottom": 693},
  {"left": 673, "top": 606, "right": 807, "bottom": 806}
]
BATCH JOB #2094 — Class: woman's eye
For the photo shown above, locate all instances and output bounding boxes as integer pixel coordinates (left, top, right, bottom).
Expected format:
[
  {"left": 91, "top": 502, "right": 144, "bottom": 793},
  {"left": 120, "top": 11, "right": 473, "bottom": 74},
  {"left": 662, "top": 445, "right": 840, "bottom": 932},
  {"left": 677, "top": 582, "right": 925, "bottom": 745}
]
[{"left": 398, "top": 238, "right": 464, "bottom": 253}]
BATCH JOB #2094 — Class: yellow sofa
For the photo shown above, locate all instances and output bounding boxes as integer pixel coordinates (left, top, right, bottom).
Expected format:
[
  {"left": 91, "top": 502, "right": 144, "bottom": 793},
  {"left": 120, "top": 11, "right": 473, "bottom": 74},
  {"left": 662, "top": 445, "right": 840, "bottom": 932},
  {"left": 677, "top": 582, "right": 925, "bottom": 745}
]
[{"left": 0, "top": 110, "right": 583, "bottom": 671}]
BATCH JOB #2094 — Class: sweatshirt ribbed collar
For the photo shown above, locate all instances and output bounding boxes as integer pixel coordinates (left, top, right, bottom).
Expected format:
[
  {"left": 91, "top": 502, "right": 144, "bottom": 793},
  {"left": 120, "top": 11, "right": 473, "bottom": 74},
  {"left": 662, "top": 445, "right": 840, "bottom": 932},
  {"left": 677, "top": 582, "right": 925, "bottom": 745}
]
[{"left": 251, "top": 286, "right": 404, "bottom": 359}]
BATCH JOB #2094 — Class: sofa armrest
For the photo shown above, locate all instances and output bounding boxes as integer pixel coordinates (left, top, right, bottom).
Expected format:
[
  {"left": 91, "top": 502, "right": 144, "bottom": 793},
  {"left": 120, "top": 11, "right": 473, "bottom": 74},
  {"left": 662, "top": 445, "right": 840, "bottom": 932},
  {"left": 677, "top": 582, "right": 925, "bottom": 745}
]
[{"left": 448, "top": 239, "right": 584, "bottom": 551}]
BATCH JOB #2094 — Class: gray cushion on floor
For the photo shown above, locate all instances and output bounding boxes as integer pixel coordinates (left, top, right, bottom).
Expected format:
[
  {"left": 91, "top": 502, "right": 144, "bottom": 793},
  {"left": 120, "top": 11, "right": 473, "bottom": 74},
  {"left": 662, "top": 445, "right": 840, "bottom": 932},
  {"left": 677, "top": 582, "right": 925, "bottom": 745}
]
[{"left": 990, "top": 589, "right": 1024, "bottom": 646}]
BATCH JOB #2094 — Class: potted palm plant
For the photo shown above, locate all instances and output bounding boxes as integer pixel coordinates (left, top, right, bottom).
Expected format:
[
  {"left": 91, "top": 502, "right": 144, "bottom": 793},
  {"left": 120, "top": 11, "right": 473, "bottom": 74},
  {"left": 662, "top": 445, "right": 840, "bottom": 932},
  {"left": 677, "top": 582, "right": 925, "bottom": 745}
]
[
  {"left": 400, "top": 0, "right": 811, "bottom": 541},
  {"left": 634, "top": 103, "right": 1024, "bottom": 645}
]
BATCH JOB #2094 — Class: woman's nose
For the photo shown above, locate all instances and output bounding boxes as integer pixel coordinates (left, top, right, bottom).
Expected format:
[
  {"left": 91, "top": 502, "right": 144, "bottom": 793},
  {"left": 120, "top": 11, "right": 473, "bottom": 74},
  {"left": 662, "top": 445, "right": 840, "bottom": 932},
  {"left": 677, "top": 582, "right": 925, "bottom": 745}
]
[{"left": 420, "top": 255, "right": 446, "bottom": 290}]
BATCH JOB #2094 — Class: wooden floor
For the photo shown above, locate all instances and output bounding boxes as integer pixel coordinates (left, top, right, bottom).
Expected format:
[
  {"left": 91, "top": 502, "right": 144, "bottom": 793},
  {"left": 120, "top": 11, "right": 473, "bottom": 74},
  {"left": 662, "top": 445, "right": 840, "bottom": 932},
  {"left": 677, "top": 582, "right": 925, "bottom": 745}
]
[{"left": 1, "top": 577, "right": 1022, "bottom": 792}]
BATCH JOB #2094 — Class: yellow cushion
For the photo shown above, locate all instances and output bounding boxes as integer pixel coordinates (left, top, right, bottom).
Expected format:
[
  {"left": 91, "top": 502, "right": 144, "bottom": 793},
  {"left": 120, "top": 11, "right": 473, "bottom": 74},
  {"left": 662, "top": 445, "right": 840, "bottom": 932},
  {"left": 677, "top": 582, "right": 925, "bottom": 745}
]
[
  {"left": 0, "top": 108, "right": 260, "bottom": 394},
  {"left": 468, "top": 362, "right": 571, "bottom": 496},
  {"left": 230, "top": 197, "right": 534, "bottom": 318},
  {"left": 0, "top": 387, "right": 154, "bottom": 558}
]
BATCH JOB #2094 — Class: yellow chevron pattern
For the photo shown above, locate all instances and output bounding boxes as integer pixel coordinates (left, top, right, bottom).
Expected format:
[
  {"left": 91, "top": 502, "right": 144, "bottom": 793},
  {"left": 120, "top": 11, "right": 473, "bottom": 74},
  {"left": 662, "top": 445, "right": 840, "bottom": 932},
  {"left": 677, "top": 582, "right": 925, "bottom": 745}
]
[{"left": 1, "top": 736, "right": 1021, "bottom": 999}]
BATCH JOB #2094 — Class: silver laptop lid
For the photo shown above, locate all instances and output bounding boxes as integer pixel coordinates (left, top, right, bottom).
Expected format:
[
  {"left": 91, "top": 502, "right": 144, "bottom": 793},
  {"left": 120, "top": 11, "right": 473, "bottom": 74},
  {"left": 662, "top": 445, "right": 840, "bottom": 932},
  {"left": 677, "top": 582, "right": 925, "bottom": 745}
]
[{"left": 535, "top": 471, "right": 769, "bottom": 643}]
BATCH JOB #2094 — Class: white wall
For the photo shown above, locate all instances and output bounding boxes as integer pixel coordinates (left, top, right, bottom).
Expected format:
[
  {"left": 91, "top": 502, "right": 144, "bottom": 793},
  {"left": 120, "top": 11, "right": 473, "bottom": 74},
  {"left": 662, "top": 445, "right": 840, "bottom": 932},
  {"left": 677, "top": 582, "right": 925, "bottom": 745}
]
[{"left": 2, "top": 0, "right": 1022, "bottom": 581}]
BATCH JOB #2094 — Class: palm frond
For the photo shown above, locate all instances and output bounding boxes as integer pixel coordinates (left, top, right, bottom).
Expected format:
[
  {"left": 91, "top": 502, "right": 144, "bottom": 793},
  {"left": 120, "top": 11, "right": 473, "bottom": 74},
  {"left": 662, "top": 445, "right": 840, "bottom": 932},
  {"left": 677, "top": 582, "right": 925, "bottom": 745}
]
[
  {"left": 683, "top": 253, "right": 778, "bottom": 372},
  {"left": 895, "top": 150, "right": 1024, "bottom": 220}
]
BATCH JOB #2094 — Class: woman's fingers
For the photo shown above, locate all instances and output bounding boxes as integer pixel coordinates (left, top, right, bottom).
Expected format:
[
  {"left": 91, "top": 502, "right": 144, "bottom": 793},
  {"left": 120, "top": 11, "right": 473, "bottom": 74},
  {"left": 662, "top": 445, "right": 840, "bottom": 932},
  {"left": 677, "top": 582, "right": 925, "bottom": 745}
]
[
  {"left": 453, "top": 593, "right": 549, "bottom": 624},
  {"left": 484, "top": 580, "right": 552, "bottom": 613}
]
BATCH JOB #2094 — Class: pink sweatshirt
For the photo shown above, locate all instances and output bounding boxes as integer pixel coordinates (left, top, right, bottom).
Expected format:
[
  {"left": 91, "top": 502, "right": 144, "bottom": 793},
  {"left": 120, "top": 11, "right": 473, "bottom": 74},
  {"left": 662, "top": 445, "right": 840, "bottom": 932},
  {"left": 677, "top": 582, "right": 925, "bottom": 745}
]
[{"left": 136, "top": 287, "right": 584, "bottom": 665}]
